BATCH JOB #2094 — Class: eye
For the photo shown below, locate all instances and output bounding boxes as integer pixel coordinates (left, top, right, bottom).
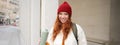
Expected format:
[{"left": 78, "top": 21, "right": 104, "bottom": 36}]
[
  {"left": 64, "top": 13, "right": 69, "bottom": 15},
  {"left": 59, "top": 12, "right": 62, "bottom": 15}
]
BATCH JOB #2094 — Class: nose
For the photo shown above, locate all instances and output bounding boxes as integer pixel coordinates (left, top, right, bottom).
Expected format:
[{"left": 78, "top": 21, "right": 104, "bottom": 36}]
[{"left": 61, "top": 15, "right": 65, "bottom": 18}]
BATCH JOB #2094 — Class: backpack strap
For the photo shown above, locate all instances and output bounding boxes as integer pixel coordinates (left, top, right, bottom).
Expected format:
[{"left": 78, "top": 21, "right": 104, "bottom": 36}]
[{"left": 72, "top": 23, "right": 78, "bottom": 43}]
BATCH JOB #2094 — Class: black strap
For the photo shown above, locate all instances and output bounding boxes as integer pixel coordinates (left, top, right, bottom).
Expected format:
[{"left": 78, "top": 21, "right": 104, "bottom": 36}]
[{"left": 72, "top": 23, "right": 78, "bottom": 44}]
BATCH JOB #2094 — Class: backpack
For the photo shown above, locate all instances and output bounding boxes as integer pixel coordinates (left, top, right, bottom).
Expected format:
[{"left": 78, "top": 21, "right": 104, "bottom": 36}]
[{"left": 72, "top": 23, "right": 78, "bottom": 43}]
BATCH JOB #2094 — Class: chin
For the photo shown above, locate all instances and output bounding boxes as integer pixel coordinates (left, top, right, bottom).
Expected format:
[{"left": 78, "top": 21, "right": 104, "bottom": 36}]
[{"left": 61, "top": 22, "right": 66, "bottom": 24}]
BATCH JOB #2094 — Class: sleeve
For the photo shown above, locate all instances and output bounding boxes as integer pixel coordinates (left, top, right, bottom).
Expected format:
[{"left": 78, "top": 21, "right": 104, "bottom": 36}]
[
  {"left": 76, "top": 24, "right": 87, "bottom": 45},
  {"left": 46, "top": 27, "right": 54, "bottom": 45}
]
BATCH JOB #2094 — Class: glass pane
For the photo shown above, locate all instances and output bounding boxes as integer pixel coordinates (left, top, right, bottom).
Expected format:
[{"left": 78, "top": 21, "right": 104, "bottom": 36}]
[
  {"left": 0, "top": 0, "right": 20, "bottom": 45},
  {"left": 0, "top": 0, "right": 19, "bottom": 26}
]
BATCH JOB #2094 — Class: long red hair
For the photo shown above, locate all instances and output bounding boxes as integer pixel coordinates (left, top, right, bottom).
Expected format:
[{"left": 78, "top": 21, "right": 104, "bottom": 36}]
[{"left": 52, "top": 14, "right": 72, "bottom": 45}]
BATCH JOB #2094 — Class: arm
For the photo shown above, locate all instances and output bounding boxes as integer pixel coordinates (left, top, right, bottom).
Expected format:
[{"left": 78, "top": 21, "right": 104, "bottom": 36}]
[{"left": 76, "top": 24, "right": 87, "bottom": 45}]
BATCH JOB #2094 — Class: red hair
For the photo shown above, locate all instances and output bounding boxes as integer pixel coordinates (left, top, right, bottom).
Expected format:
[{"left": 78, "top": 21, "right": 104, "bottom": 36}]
[{"left": 52, "top": 14, "right": 72, "bottom": 45}]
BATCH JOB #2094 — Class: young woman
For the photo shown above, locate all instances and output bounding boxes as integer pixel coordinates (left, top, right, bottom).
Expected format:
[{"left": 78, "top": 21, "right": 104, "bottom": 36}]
[{"left": 46, "top": 1, "right": 87, "bottom": 45}]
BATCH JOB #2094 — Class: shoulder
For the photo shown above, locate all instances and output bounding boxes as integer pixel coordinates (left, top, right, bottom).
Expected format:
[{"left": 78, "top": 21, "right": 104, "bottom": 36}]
[
  {"left": 49, "top": 27, "right": 54, "bottom": 33},
  {"left": 75, "top": 24, "right": 84, "bottom": 33},
  {"left": 47, "top": 27, "right": 54, "bottom": 36},
  {"left": 75, "top": 24, "right": 83, "bottom": 30}
]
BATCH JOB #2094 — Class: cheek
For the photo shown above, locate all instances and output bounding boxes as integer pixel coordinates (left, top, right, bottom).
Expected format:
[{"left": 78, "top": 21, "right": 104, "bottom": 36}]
[
  {"left": 58, "top": 15, "right": 61, "bottom": 19},
  {"left": 65, "top": 15, "right": 69, "bottom": 19}
]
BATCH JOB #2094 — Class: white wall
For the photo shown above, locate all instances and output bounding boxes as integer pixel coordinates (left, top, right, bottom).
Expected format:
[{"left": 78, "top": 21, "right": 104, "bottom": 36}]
[
  {"left": 20, "top": 0, "right": 40, "bottom": 45},
  {"left": 31, "top": 0, "right": 40, "bottom": 45},
  {"left": 20, "top": 0, "right": 31, "bottom": 45},
  {"left": 20, "top": 0, "right": 58, "bottom": 45},
  {"left": 41, "top": 0, "right": 58, "bottom": 32}
]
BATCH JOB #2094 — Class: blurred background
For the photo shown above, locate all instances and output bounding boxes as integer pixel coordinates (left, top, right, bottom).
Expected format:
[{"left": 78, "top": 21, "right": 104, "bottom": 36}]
[
  {"left": 0, "top": 0, "right": 19, "bottom": 26},
  {"left": 0, "top": 0, "right": 20, "bottom": 45}
]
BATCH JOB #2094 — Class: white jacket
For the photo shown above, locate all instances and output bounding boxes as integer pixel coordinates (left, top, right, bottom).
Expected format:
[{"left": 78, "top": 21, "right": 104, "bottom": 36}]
[{"left": 46, "top": 24, "right": 87, "bottom": 45}]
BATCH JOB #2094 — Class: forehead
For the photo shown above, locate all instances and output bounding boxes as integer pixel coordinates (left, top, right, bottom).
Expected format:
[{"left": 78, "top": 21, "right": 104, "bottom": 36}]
[{"left": 59, "top": 12, "right": 68, "bottom": 14}]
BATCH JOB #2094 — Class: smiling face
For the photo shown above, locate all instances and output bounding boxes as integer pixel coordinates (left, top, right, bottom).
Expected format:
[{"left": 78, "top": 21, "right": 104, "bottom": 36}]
[{"left": 58, "top": 12, "right": 69, "bottom": 23}]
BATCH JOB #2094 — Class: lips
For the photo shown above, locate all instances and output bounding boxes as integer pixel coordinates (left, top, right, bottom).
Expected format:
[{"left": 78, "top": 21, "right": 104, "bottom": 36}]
[{"left": 60, "top": 18, "right": 67, "bottom": 23}]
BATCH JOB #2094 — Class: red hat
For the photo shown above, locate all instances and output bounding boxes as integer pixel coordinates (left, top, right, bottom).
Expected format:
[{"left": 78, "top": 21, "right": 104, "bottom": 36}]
[{"left": 58, "top": 1, "right": 72, "bottom": 15}]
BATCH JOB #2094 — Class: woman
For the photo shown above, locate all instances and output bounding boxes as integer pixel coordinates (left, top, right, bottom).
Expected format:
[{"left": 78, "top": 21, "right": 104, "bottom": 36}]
[{"left": 46, "top": 1, "right": 87, "bottom": 45}]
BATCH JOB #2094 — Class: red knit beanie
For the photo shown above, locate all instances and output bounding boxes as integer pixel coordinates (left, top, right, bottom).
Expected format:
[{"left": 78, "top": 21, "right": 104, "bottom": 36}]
[{"left": 58, "top": 1, "right": 72, "bottom": 15}]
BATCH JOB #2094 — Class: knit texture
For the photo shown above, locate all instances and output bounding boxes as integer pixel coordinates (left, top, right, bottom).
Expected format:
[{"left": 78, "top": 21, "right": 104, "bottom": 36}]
[{"left": 58, "top": 1, "right": 72, "bottom": 15}]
